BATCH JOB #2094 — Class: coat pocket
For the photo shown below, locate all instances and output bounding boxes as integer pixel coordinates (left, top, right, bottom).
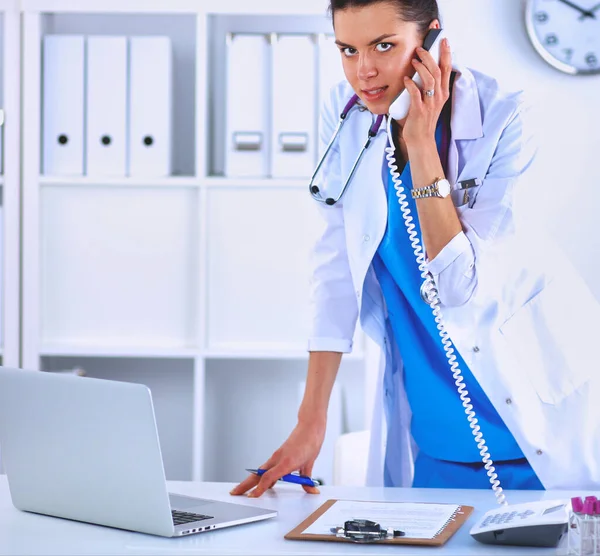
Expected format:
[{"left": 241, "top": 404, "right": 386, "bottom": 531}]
[
  {"left": 451, "top": 178, "right": 483, "bottom": 210},
  {"left": 499, "top": 278, "right": 593, "bottom": 405}
]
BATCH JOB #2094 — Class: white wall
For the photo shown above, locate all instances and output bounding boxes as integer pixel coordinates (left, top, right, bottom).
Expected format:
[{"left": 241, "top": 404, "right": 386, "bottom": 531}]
[{"left": 440, "top": 0, "right": 600, "bottom": 298}]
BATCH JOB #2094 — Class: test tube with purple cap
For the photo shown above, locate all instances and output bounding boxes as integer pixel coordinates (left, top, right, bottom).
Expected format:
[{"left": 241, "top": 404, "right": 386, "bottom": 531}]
[{"left": 569, "top": 496, "right": 600, "bottom": 555}]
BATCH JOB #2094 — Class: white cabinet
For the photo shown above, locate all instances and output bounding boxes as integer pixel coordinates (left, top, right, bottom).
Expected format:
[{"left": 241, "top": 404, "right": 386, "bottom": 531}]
[
  {"left": 206, "top": 187, "right": 320, "bottom": 352},
  {"left": 0, "top": 0, "right": 21, "bottom": 369},
  {"left": 40, "top": 186, "right": 199, "bottom": 350},
  {"left": 19, "top": 0, "right": 366, "bottom": 482},
  {"left": 0, "top": 0, "right": 22, "bottom": 474}
]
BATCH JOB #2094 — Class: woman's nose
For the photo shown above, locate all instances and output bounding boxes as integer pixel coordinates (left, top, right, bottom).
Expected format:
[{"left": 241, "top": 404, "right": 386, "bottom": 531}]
[{"left": 357, "top": 55, "right": 378, "bottom": 81}]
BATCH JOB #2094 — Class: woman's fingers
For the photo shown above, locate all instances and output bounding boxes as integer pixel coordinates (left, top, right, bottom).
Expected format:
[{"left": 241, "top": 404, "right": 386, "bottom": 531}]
[
  {"left": 229, "top": 422, "right": 326, "bottom": 498},
  {"left": 414, "top": 40, "right": 452, "bottom": 100},
  {"left": 416, "top": 46, "right": 441, "bottom": 83},
  {"left": 247, "top": 463, "right": 292, "bottom": 498},
  {"left": 440, "top": 39, "right": 453, "bottom": 97},
  {"left": 230, "top": 455, "right": 278, "bottom": 496},
  {"left": 300, "top": 462, "right": 320, "bottom": 494},
  {"left": 403, "top": 76, "right": 423, "bottom": 111},
  {"left": 411, "top": 57, "right": 436, "bottom": 93},
  {"left": 229, "top": 472, "right": 260, "bottom": 496}
]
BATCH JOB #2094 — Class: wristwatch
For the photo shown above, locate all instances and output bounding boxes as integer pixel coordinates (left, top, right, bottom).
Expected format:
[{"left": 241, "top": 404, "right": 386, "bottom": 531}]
[{"left": 411, "top": 177, "right": 451, "bottom": 199}]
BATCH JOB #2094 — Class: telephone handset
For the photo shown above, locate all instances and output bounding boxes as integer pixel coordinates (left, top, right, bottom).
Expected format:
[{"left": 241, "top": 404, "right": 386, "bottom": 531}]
[
  {"left": 383, "top": 29, "right": 570, "bottom": 549},
  {"left": 388, "top": 28, "right": 445, "bottom": 121}
]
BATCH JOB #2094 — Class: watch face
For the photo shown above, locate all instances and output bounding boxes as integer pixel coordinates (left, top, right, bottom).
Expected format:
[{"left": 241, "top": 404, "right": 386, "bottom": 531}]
[
  {"left": 438, "top": 179, "right": 451, "bottom": 198},
  {"left": 525, "top": 0, "right": 600, "bottom": 75}
]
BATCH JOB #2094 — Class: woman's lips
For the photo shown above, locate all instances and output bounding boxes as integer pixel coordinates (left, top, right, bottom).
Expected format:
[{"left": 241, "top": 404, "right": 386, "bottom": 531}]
[{"left": 362, "top": 86, "right": 388, "bottom": 102}]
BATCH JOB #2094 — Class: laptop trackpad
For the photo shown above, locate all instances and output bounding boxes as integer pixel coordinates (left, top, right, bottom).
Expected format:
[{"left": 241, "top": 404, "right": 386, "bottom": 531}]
[{"left": 169, "top": 493, "right": 212, "bottom": 510}]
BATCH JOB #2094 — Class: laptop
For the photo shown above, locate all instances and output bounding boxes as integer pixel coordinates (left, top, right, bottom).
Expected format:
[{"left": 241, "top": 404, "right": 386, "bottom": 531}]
[{"left": 0, "top": 366, "right": 276, "bottom": 537}]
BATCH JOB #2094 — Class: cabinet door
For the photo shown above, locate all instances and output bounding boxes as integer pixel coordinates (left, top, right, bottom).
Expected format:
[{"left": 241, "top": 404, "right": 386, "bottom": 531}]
[
  {"left": 206, "top": 187, "right": 320, "bottom": 351},
  {"left": 40, "top": 186, "right": 199, "bottom": 348}
]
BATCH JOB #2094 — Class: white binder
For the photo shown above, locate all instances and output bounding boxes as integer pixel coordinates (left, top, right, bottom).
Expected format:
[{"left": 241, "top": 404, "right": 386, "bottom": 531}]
[
  {"left": 128, "top": 36, "right": 172, "bottom": 177},
  {"left": 86, "top": 36, "right": 127, "bottom": 177},
  {"left": 225, "top": 34, "right": 270, "bottom": 178},
  {"left": 271, "top": 34, "right": 317, "bottom": 178},
  {"left": 317, "top": 34, "right": 346, "bottom": 140},
  {"left": 42, "top": 35, "right": 85, "bottom": 176}
]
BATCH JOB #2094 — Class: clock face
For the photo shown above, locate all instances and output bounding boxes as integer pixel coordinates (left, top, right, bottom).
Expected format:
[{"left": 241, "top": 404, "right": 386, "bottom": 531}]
[{"left": 526, "top": 0, "right": 600, "bottom": 74}]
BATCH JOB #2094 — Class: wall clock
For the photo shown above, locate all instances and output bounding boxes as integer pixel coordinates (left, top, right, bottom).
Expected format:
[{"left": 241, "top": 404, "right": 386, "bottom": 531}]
[{"left": 525, "top": 0, "right": 600, "bottom": 74}]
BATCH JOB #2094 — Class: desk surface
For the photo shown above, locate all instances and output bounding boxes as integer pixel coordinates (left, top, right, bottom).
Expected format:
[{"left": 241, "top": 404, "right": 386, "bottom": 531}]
[{"left": 0, "top": 475, "right": 581, "bottom": 555}]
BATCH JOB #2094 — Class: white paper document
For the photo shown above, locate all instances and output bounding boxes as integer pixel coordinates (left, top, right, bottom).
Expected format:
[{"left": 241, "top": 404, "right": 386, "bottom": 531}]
[{"left": 304, "top": 500, "right": 460, "bottom": 539}]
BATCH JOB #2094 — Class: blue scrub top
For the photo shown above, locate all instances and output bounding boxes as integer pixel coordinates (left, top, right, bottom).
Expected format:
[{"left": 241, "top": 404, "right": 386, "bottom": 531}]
[{"left": 373, "top": 117, "right": 526, "bottom": 481}]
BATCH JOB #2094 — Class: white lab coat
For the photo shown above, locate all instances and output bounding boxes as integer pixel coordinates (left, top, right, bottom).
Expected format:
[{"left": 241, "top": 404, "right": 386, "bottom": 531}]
[{"left": 308, "top": 63, "right": 600, "bottom": 490}]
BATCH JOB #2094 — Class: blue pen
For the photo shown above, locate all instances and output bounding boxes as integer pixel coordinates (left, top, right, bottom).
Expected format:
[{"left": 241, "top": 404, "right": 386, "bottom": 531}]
[{"left": 246, "top": 468, "right": 321, "bottom": 488}]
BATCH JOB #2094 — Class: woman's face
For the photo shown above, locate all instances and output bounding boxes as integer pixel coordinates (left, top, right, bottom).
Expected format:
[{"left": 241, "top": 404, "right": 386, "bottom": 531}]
[{"left": 333, "top": 2, "right": 437, "bottom": 115}]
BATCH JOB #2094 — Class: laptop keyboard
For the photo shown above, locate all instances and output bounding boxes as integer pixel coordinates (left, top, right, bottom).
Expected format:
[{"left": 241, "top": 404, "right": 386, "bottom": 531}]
[{"left": 172, "top": 510, "right": 213, "bottom": 526}]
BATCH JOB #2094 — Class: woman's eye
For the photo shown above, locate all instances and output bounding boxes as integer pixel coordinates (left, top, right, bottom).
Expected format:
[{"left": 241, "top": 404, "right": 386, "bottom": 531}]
[
  {"left": 342, "top": 47, "right": 357, "bottom": 57},
  {"left": 376, "top": 42, "right": 393, "bottom": 52}
]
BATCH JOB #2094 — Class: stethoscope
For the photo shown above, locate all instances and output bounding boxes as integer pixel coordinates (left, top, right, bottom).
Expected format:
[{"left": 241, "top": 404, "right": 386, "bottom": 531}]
[
  {"left": 309, "top": 94, "right": 384, "bottom": 206},
  {"left": 308, "top": 94, "right": 439, "bottom": 306}
]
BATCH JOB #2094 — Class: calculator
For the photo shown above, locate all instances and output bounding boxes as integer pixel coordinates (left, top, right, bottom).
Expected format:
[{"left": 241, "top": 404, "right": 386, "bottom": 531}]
[{"left": 469, "top": 500, "right": 570, "bottom": 548}]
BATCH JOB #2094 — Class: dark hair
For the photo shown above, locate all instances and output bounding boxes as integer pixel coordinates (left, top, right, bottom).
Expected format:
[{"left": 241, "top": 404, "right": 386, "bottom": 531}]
[{"left": 328, "top": 0, "right": 440, "bottom": 36}]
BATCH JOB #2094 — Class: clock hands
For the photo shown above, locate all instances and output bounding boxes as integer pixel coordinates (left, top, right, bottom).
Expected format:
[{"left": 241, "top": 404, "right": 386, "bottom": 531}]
[
  {"left": 579, "top": 4, "right": 600, "bottom": 19},
  {"left": 556, "top": 0, "right": 596, "bottom": 19}
]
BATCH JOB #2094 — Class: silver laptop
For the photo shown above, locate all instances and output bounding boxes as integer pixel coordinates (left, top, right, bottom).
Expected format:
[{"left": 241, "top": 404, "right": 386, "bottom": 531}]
[{"left": 0, "top": 366, "right": 276, "bottom": 537}]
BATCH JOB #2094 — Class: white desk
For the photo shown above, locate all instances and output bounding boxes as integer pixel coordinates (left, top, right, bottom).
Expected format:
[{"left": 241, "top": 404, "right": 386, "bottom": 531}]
[{"left": 0, "top": 475, "right": 580, "bottom": 555}]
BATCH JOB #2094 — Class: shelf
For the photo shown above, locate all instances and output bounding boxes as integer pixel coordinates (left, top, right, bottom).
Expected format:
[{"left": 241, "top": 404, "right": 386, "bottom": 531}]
[
  {"left": 204, "top": 349, "right": 365, "bottom": 361},
  {"left": 40, "top": 344, "right": 200, "bottom": 359},
  {"left": 39, "top": 176, "right": 310, "bottom": 189},
  {"left": 21, "top": 0, "right": 330, "bottom": 15},
  {"left": 0, "top": 1, "right": 19, "bottom": 12},
  {"left": 203, "top": 176, "right": 308, "bottom": 188},
  {"left": 204, "top": 349, "right": 310, "bottom": 360},
  {"left": 39, "top": 175, "right": 201, "bottom": 188},
  {"left": 38, "top": 344, "right": 365, "bottom": 361},
  {"left": 206, "top": 1, "right": 331, "bottom": 16},
  {"left": 21, "top": 0, "right": 202, "bottom": 13}
]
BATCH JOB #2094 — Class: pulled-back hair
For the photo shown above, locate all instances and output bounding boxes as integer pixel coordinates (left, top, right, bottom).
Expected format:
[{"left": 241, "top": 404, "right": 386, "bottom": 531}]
[{"left": 328, "top": 0, "right": 440, "bottom": 36}]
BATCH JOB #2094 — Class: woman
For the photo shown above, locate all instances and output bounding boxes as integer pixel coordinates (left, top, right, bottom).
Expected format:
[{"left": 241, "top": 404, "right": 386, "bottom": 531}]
[{"left": 231, "top": 0, "right": 600, "bottom": 497}]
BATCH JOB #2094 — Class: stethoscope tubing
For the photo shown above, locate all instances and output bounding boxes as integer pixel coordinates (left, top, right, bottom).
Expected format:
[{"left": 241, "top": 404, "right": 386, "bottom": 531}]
[{"left": 309, "top": 94, "right": 384, "bottom": 205}]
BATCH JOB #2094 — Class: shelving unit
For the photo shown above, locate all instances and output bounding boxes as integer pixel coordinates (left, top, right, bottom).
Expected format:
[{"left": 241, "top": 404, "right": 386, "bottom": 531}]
[
  {"left": 0, "top": 0, "right": 22, "bottom": 475},
  {"left": 19, "top": 0, "right": 368, "bottom": 483},
  {"left": 39, "top": 176, "right": 202, "bottom": 188},
  {"left": 0, "top": 0, "right": 21, "bottom": 370}
]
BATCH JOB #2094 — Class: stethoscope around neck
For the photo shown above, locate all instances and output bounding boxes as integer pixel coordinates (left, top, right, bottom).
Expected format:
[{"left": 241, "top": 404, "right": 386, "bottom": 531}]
[
  {"left": 308, "top": 93, "right": 441, "bottom": 307},
  {"left": 309, "top": 94, "right": 385, "bottom": 206}
]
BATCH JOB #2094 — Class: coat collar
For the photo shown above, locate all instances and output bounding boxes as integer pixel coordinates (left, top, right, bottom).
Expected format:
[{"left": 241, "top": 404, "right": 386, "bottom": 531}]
[{"left": 450, "top": 63, "right": 484, "bottom": 141}]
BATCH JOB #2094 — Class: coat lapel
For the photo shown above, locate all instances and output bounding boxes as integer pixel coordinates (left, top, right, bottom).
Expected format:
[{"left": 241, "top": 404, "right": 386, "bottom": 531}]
[{"left": 447, "top": 63, "right": 484, "bottom": 184}]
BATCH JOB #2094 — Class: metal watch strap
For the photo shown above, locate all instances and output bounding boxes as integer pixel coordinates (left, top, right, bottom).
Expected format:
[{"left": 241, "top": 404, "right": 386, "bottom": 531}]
[
  {"left": 412, "top": 184, "right": 437, "bottom": 199},
  {"left": 412, "top": 179, "right": 443, "bottom": 199}
]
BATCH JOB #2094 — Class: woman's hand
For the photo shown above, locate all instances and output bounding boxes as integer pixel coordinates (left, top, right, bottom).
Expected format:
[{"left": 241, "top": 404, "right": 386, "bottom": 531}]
[
  {"left": 229, "top": 419, "right": 326, "bottom": 498},
  {"left": 401, "top": 38, "right": 452, "bottom": 148}
]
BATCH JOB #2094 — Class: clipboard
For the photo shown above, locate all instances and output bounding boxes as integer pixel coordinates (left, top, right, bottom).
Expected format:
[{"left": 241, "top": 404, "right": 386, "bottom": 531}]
[{"left": 285, "top": 499, "right": 474, "bottom": 546}]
